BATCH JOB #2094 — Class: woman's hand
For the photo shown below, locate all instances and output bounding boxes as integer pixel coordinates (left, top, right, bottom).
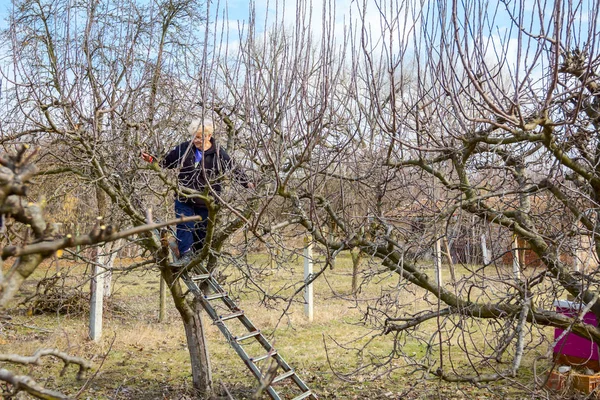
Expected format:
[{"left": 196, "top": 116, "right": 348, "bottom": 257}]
[{"left": 141, "top": 152, "right": 155, "bottom": 163}]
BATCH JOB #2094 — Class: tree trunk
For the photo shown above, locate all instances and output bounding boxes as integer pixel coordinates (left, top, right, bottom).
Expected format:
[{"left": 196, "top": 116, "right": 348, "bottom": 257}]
[
  {"left": 102, "top": 240, "right": 120, "bottom": 298},
  {"left": 162, "top": 268, "right": 213, "bottom": 397},
  {"left": 182, "top": 298, "right": 213, "bottom": 396}
]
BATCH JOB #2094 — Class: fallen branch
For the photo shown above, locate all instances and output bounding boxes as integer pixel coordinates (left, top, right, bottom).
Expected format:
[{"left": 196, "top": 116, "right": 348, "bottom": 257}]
[
  {"left": 3, "top": 322, "right": 53, "bottom": 332},
  {"left": 0, "top": 368, "right": 69, "bottom": 400},
  {"left": 0, "top": 348, "right": 91, "bottom": 379}
]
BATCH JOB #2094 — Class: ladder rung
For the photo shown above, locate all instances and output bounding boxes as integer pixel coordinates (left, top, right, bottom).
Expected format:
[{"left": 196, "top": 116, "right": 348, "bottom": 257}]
[
  {"left": 219, "top": 311, "right": 244, "bottom": 321},
  {"left": 291, "top": 391, "right": 314, "bottom": 400},
  {"left": 272, "top": 369, "right": 296, "bottom": 384},
  {"left": 234, "top": 330, "right": 261, "bottom": 342},
  {"left": 204, "top": 292, "right": 228, "bottom": 301},
  {"left": 251, "top": 350, "right": 277, "bottom": 363},
  {"left": 191, "top": 273, "right": 210, "bottom": 281},
  {"left": 179, "top": 274, "right": 315, "bottom": 398}
]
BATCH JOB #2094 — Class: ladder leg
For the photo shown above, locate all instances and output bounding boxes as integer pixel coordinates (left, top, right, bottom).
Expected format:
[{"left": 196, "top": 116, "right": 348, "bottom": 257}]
[{"left": 179, "top": 269, "right": 317, "bottom": 400}]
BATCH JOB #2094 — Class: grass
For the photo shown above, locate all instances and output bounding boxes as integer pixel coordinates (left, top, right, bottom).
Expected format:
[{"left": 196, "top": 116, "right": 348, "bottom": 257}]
[{"left": 0, "top": 251, "right": 572, "bottom": 399}]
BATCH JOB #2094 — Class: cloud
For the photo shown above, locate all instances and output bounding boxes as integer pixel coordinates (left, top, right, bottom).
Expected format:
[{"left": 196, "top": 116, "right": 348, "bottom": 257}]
[{"left": 213, "top": 0, "right": 422, "bottom": 59}]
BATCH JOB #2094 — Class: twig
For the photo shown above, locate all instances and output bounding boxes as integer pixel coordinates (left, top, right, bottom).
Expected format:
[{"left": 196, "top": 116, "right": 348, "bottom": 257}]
[
  {"left": 252, "top": 359, "right": 278, "bottom": 399},
  {"left": 321, "top": 334, "right": 354, "bottom": 383},
  {"left": 74, "top": 333, "right": 117, "bottom": 398},
  {"left": 221, "top": 381, "right": 235, "bottom": 400},
  {"left": 3, "top": 322, "right": 53, "bottom": 333}
]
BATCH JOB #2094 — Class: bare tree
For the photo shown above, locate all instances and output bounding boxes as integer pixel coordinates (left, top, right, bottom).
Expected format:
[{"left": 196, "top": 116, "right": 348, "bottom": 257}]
[
  {"left": 6, "top": 0, "right": 600, "bottom": 397},
  {"left": 0, "top": 145, "right": 199, "bottom": 399},
  {"left": 0, "top": 0, "right": 261, "bottom": 396},
  {"left": 212, "top": 0, "right": 600, "bottom": 390}
]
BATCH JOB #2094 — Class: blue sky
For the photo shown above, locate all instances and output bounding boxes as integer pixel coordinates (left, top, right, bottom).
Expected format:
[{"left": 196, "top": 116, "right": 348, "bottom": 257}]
[{"left": 0, "top": 0, "right": 9, "bottom": 29}]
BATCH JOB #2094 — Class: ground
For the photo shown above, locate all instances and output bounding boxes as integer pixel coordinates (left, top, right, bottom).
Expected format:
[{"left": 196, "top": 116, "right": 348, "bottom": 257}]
[{"left": 0, "top": 251, "right": 581, "bottom": 399}]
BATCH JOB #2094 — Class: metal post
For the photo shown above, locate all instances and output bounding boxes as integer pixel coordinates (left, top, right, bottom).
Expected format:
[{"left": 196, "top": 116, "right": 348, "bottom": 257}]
[{"left": 303, "top": 237, "right": 314, "bottom": 322}]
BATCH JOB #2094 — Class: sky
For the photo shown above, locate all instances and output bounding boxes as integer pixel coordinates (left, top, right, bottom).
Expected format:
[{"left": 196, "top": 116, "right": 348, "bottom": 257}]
[
  {"left": 0, "top": 0, "right": 594, "bottom": 80},
  {"left": 0, "top": 0, "right": 554, "bottom": 47},
  {"left": 216, "top": 0, "right": 426, "bottom": 41},
  {"left": 0, "top": 0, "right": 8, "bottom": 28}
]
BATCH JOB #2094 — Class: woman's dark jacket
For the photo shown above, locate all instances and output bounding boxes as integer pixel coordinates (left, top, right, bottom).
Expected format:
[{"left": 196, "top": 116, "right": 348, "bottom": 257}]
[{"left": 160, "top": 138, "right": 250, "bottom": 208}]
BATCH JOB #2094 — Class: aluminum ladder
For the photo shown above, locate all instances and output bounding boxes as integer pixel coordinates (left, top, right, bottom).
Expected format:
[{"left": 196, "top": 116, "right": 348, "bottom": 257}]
[{"left": 179, "top": 266, "right": 318, "bottom": 400}]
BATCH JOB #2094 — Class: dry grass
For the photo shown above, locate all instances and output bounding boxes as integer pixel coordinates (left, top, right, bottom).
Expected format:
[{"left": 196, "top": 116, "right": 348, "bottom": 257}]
[{"left": 0, "top": 252, "right": 571, "bottom": 399}]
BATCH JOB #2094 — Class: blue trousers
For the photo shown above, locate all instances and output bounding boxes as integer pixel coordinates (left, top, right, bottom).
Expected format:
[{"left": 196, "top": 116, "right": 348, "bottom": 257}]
[{"left": 174, "top": 199, "right": 210, "bottom": 255}]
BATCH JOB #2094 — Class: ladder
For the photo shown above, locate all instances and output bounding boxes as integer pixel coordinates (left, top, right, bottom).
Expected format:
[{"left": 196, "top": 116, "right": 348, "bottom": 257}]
[{"left": 179, "top": 266, "right": 318, "bottom": 400}]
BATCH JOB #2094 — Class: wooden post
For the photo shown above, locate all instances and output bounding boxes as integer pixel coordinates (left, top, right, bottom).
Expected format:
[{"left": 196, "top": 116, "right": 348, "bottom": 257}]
[
  {"left": 351, "top": 247, "right": 362, "bottom": 294},
  {"left": 434, "top": 238, "right": 443, "bottom": 287},
  {"left": 329, "top": 220, "right": 336, "bottom": 269},
  {"left": 443, "top": 238, "right": 453, "bottom": 265},
  {"left": 512, "top": 234, "right": 521, "bottom": 280},
  {"left": 158, "top": 224, "right": 168, "bottom": 322},
  {"left": 471, "top": 214, "right": 476, "bottom": 265},
  {"left": 443, "top": 238, "right": 456, "bottom": 284},
  {"left": 75, "top": 223, "right": 80, "bottom": 254},
  {"left": 159, "top": 278, "right": 167, "bottom": 322},
  {"left": 304, "top": 236, "right": 314, "bottom": 322},
  {"left": 270, "top": 248, "right": 278, "bottom": 270}
]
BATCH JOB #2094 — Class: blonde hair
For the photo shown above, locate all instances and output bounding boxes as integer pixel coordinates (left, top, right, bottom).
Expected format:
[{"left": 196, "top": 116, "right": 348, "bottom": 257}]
[{"left": 188, "top": 118, "right": 214, "bottom": 136}]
